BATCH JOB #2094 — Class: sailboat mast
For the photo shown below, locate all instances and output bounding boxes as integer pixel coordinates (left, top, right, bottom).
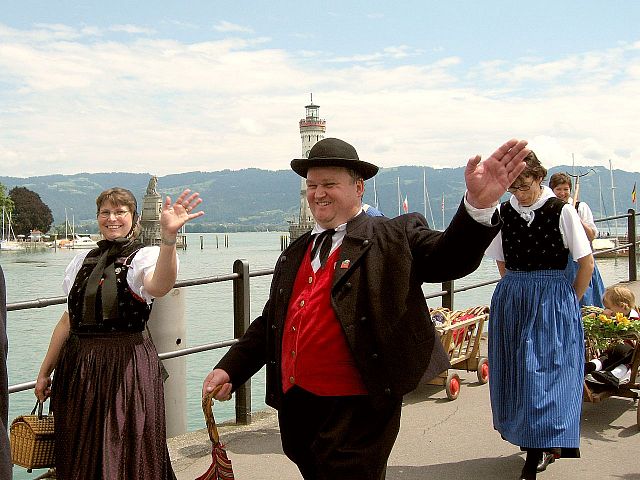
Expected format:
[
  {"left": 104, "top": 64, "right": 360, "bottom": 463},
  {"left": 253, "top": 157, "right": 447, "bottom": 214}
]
[
  {"left": 598, "top": 175, "right": 604, "bottom": 222},
  {"left": 609, "top": 159, "right": 619, "bottom": 238},
  {"left": 423, "top": 170, "right": 427, "bottom": 219},
  {"left": 397, "top": 177, "right": 401, "bottom": 216},
  {"left": 373, "top": 177, "right": 379, "bottom": 209},
  {"left": 423, "top": 169, "right": 436, "bottom": 227}
]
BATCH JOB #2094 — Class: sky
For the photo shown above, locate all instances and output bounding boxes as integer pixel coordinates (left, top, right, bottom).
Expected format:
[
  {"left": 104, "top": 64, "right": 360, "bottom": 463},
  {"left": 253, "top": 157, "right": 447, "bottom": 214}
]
[{"left": 1, "top": 0, "right": 639, "bottom": 178}]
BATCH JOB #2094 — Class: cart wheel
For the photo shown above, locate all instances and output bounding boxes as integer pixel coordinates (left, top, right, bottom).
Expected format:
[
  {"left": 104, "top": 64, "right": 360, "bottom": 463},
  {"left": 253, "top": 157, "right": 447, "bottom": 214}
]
[
  {"left": 445, "top": 372, "right": 461, "bottom": 400},
  {"left": 477, "top": 357, "right": 489, "bottom": 384}
]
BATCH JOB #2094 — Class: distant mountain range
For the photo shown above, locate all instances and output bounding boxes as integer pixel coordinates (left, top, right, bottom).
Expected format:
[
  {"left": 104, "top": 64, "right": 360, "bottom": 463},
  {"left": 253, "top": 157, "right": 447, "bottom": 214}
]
[{"left": 1, "top": 165, "right": 638, "bottom": 232}]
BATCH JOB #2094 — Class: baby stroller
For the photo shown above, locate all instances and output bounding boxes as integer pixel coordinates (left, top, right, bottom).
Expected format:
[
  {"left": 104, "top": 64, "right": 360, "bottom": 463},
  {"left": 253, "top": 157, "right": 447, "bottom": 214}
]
[{"left": 582, "top": 306, "right": 640, "bottom": 429}]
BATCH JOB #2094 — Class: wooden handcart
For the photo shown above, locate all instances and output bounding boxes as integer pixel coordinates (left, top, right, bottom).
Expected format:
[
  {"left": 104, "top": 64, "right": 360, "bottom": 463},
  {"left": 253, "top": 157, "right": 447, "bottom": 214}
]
[
  {"left": 427, "top": 306, "right": 490, "bottom": 400},
  {"left": 583, "top": 330, "right": 640, "bottom": 429}
]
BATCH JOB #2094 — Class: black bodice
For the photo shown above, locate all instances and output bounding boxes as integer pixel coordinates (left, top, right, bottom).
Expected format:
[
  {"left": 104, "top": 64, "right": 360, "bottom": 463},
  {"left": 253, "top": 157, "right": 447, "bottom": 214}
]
[
  {"left": 501, "top": 197, "right": 569, "bottom": 271},
  {"left": 67, "top": 241, "right": 152, "bottom": 333}
]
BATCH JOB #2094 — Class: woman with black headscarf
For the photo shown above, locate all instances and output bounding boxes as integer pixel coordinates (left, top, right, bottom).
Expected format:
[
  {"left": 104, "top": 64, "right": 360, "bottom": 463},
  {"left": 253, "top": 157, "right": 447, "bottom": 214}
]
[{"left": 35, "top": 187, "right": 203, "bottom": 479}]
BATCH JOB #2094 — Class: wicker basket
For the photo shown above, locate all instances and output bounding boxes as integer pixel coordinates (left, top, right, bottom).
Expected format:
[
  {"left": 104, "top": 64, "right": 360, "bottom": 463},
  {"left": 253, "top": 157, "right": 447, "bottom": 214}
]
[{"left": 10, "top": 401, "right": 55, "bottom": 472}]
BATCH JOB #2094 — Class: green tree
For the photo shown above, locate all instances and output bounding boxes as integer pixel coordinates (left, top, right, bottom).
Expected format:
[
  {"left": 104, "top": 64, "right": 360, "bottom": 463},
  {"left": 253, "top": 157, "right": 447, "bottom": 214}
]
[
  {"left": 0, "top": 183, "right": 15, "bottom": 212},
  {"left": 9, "top": 187, "right": 54, "bottom": 237}
]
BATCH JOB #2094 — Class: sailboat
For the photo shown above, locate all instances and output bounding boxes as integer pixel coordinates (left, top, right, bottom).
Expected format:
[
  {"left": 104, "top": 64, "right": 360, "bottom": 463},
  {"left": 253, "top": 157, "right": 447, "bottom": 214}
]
[
  {"left": 591, "top": 161, "right": 628, "bottom": 258},
  {"left": 56, "top": 208, "right": 73, "bottom": 248},
  {"left": 57, "top": 209, "right": 98, "bottom": 249},
  {"left": 63, "top": 233, "right": 99, "bottom": 249},
  {"left": 423, "top": 169, "right": 436, "bottom": 228},
  {"left": 0, "top": 206, "right": 24, "bottom": 251}
]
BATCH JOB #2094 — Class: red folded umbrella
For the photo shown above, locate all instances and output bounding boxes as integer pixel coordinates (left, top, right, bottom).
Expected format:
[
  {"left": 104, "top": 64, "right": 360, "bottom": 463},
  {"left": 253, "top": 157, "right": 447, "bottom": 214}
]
[{"left": 196, "top": 389, "right": 235, "bottom": 480}]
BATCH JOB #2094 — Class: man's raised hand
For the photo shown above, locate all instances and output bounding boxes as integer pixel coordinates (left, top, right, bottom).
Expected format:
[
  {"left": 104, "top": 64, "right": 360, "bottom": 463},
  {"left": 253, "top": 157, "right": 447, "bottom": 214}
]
[{"left": 465, "top": 139, "right": 530, "bottom": 209}]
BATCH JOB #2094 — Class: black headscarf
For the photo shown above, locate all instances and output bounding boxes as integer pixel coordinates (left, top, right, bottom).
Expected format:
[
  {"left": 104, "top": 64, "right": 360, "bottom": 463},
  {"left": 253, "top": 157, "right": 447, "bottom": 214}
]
[{"left": 82, "top": 237, "right": 137, "bottom": 324}]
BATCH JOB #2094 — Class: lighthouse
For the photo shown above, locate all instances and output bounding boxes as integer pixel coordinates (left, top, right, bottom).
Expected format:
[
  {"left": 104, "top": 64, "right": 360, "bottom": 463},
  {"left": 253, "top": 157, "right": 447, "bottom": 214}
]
[{"left": 289, "top": 95, "right": 326, "bottom": 240}]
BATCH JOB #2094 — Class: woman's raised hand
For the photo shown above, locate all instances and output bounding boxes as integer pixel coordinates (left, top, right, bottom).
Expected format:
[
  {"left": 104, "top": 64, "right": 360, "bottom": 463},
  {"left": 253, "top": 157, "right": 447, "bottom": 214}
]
[{"left": 160, "top": 189, "right": 204, "bottom": 235}]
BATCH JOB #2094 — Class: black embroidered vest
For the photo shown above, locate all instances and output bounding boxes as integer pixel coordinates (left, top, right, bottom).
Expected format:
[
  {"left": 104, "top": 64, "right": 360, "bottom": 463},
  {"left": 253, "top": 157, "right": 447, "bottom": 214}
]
[
  {"left": 68, "top": 241, "right": 152, "bottom": 333},
  {"left": 501, "top": 197, "right": 569, "bottom": 271}
]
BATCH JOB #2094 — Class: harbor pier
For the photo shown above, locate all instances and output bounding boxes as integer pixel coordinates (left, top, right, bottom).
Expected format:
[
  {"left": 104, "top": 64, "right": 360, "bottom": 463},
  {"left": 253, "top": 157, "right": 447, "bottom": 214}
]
[
  {"left": 168, "top": 311, "right": 639, "bottom": 480},
  {"left": 168, "top": 277, "right": 640, "bottom": 479},
  {"left": 5, "top": 210, "right": 638, "bottom": 479}
]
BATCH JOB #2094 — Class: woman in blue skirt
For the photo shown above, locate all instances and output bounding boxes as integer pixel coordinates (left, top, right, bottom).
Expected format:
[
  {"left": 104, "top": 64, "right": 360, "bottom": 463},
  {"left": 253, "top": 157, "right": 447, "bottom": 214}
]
[
  {"left": 549, "top": 172, "right": 605, "bottom": 308},
  {"left": 485, "top": 152, "right": 594, "bottom": 479}
]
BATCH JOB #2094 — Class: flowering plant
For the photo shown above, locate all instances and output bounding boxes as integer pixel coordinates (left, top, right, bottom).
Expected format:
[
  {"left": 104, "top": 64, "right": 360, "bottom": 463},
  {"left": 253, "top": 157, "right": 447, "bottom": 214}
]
[{"left": 581, "top": 306, "right": 640, "bottom": 351}]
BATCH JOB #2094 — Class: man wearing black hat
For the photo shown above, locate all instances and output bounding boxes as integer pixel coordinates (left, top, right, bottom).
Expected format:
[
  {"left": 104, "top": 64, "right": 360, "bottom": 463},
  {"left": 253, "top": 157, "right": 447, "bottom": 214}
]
[{"left": 203, "top": 137, "right": 530, "bottom": 479}]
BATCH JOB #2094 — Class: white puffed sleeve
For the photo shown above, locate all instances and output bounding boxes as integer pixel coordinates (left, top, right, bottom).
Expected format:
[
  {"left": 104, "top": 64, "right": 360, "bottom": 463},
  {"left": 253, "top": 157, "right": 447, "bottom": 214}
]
[
  {"left": 577, "top": 201, "right": 598, "bottom": 236},
  {"left": 484, "top": 231, "right": 504, "bottom": 262},
  {"left": 62, "top": 251, "right": 91, "bottom": 308},
  {"left": 559, "top": 204, "right": 592, "bottom": 260},
  {"left": 484, "top": 204, "right": 504, "bottom": 262},
  {"left": 126, "top": 246, "right": 180, "bottom": 304}
]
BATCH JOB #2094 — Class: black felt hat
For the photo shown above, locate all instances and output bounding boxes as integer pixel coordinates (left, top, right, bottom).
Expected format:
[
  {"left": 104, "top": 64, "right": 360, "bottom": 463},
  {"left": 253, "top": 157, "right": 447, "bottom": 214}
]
[{"left": 290, "top": 138, "right": 379, "bottom": 180}]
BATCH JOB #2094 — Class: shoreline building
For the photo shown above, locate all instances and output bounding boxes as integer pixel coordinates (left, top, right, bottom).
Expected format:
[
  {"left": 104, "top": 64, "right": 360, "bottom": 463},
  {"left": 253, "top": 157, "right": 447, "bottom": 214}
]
[
  {"left": 140, "top": 175, "right": 162, "bottom": 246},
  {"left": 288, "top": 96, "right": 326, "bottom": 240},
  {"left": 140, "top": 175, "right": 186, "bottom": 249}
]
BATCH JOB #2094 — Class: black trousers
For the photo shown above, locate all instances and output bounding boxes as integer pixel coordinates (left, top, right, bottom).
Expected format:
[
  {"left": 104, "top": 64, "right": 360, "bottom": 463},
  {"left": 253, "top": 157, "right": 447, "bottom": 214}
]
[
  {"left": 278, "top": 386, "right": 402, "bottom": 480},
  {"left": 600, "top": 343, "right": 634, "bottom": 370}
]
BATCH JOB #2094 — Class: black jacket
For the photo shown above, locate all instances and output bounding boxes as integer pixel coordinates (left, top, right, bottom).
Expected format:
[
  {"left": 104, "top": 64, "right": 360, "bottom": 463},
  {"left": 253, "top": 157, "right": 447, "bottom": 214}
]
[{"left": 217, "top": 200, "right": 501, "bottom": 409}]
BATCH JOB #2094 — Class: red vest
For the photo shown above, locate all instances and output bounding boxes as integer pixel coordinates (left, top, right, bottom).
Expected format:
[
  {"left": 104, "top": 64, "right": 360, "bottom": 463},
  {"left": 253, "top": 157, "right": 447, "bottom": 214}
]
[{"left": 281, "top": 243, "right": 367, "bottom": 396}]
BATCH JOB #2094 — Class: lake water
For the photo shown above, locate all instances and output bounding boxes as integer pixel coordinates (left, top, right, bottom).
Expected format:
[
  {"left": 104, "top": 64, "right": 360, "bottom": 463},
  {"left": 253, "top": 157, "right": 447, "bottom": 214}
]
[{"left": 2, "top": 231, "right": 635, "bottom": 479}]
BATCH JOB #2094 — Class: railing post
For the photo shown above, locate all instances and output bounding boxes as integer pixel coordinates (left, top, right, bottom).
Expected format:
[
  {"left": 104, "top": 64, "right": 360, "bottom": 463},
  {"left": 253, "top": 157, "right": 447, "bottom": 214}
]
[
  {"left": 148, "top": 289, "right": 187, "bottom": 437},
  {"left": 442, "top": 280, "right": 454, "bottom": 310},
  {"left": 233, "top": 259, "right": 252, "bottom": 424},
  {"left": 628, "top": 209, "right": 637, "bottom": 282}
]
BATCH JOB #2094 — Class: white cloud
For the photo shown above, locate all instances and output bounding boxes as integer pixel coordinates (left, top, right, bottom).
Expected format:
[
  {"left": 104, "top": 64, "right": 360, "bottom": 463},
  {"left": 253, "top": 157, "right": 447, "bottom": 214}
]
[
  {"left": 1, "top": 22, "right": 639, "bottom": 178},
  {"left": 331, "top": 45, "right": 423, "bottom": 64},
  {"left": 109, "top": 24, "right": 156, "bottom": 35},
  {"left": 213, "top": 21, "right": 253, "bottom": 34}
]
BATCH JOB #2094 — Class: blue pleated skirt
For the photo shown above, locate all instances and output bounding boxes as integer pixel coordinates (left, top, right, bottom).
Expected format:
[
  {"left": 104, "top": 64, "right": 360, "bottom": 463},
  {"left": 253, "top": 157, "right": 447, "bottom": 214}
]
[
  {"left": 489, "top": 269, "right": 584, "bottom": 450},
  {"left": 564, "top": 254, "right": 605, "bottom": 308}
]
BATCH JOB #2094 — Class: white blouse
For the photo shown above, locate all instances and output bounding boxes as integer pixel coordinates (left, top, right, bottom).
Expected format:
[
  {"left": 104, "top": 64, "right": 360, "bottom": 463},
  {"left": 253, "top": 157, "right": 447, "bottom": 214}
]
[
  {"left": 568, "top": 196, "right": 598, "bottom": 236},
  {"left": 485, "top": 186, "right": 592, "bottom": 263},
  {"left": 62, "top": 246, "right": 170, "bottom": 306}
]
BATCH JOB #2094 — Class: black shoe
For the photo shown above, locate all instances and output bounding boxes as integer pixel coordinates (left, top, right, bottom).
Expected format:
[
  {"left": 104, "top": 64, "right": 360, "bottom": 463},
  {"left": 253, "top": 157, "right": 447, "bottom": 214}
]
[
  {"left": 591, "top": 370, "right": 620, "bottom": 388},
  {"left": 536, "top": 452, "right": 555, "bottom": 472}
]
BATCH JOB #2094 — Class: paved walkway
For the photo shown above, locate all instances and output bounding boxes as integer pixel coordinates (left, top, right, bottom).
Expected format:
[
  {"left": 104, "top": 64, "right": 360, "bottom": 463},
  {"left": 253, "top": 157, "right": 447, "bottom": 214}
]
[{"left": 168, "top": 336, "right": 639, "bottom": 480}]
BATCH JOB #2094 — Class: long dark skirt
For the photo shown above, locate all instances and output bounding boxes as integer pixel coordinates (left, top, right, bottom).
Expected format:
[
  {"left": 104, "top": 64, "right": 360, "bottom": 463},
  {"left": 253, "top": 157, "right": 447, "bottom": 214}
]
[{"left": 51, "top": 332, "right": 175, "bottom": 480}]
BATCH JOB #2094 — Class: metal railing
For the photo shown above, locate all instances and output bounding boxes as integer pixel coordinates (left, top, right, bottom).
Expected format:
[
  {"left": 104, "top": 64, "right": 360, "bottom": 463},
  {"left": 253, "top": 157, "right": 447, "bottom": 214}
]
[
  {"left": 7, "top": 210, "right": 638, "bottom": 425},
  {"left": 591, "top": 209, "right": 638, "bottom": 281}
]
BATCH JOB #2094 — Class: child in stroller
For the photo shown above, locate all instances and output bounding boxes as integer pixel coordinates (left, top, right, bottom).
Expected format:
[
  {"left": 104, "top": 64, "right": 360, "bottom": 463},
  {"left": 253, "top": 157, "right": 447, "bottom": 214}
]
[{"left": 585, "top": 285, "right": 638, "bottom": 387}]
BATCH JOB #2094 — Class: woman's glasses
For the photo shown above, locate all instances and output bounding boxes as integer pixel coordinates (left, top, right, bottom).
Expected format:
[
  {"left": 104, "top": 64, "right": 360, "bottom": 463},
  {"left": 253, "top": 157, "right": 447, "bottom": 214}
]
[
  {"left": 507, "top": 179, "right": 535, "bottom": 193},
  {"left": 98, "top": 209, "right": 130, "bottom": 219}
]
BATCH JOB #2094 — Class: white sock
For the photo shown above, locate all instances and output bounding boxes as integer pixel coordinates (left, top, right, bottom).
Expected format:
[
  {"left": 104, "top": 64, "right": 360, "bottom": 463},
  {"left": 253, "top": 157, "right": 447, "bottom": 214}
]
[{"left": 610, "top": 364, "right": 629, "bottom": 379}]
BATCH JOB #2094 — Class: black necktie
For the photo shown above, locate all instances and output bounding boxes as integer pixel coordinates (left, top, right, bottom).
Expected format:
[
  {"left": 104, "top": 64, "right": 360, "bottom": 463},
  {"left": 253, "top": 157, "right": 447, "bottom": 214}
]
[{"left": 311, "top": 229, "right": 335, "bottom": 267}]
